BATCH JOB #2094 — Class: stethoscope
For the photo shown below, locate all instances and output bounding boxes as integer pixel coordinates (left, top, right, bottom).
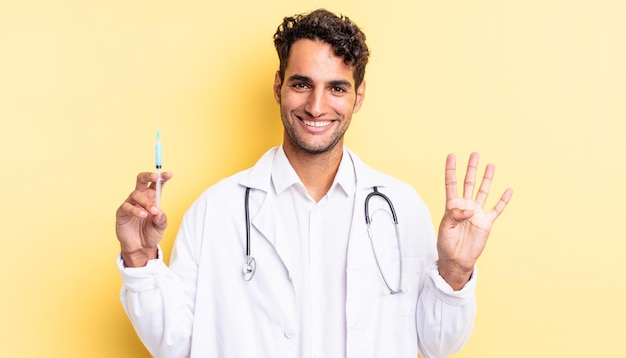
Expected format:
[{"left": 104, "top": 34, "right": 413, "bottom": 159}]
[{"left": 242, "top": 186, "right": 403, "bottom": 295}]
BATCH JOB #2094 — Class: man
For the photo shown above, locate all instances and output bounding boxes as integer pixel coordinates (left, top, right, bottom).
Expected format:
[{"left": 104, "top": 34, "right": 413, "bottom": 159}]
[{"left": 116, "top": 9, "right": 512, "bottom": 358}]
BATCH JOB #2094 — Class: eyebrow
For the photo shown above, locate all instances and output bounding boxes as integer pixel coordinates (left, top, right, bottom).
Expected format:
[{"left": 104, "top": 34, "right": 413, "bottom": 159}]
[
  {"left": 329, "top": 80, "right": 353, "bottom": 89},
  {"left": 287, "top": 74, "right": 353, "bottom": 89},
  {"left": 287, "top": 74, "right": 312, "bottom": 83}
]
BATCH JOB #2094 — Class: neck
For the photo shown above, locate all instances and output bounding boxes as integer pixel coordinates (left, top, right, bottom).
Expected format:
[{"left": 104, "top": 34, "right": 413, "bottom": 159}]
[{"left": 282, "top": 141, "right": 344, "bottom": 202}]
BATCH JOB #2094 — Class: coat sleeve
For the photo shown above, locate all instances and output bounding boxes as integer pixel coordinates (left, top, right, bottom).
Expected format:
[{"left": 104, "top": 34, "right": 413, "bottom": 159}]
[
  {"left": 118, "top": 195, "right": 208, "bottom": 358},
  {"left": 410, "top": 192, "right": 477, "bottom": 357},
  {"left": 416, "top": 264, "right": 477, "bottom": 357}
]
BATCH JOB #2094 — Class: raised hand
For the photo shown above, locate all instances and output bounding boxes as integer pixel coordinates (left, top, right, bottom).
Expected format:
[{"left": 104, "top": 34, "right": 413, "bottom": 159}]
[
  {"left": 437, "top": 153, "right": 512, "bottom": 290},
  {"left": 115, "top": 172, "right": 173, "bottom": 267}
]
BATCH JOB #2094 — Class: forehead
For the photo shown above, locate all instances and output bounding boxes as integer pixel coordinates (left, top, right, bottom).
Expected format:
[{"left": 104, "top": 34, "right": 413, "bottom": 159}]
[{"left": 285, "top": 39, "right": 355, "bottom": 82}]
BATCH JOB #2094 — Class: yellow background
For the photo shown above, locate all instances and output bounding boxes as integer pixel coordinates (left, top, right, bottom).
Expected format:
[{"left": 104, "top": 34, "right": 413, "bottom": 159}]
[{"left": 1, "top": 0, "right": 624, "bottom": 356}]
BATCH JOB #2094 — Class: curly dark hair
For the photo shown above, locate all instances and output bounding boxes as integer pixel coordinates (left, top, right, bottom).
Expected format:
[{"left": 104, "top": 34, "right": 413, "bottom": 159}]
[{"left": 273, "top": 9, "right": 370, "bottom": 89}]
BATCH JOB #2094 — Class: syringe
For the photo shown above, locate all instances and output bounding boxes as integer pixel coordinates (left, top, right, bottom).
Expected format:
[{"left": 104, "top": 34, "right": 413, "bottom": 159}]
[{"left": 155, "top": 129, "right": 162, "bottom": 208}]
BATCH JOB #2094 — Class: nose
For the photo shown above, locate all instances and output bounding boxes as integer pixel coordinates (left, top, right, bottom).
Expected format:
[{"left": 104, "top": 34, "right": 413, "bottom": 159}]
[{"left": 304, "top": 88, "right": 326, "bottom": 118}]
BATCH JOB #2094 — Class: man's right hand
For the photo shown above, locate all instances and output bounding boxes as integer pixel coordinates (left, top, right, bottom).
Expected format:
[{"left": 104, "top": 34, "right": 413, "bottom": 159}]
[{"left": 116, "top": 172, "right": 173, "bottom": 267}]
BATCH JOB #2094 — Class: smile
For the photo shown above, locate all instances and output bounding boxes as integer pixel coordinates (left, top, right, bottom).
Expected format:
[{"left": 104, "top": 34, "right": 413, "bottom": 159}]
[{"left": 302, "top": 119, "right": 333, "bottom": 128}]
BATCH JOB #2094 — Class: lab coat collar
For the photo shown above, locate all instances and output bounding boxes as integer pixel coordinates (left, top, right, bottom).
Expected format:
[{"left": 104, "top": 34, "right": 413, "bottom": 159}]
[
  {"left": 270, "top": 145, "right": 302, "bottom": 195},
  {"left": 237, "top": 147, "right": 277, "bottom": 192},
  {"left": 347, "top": 147, "right": 395, "bottom": 192}
]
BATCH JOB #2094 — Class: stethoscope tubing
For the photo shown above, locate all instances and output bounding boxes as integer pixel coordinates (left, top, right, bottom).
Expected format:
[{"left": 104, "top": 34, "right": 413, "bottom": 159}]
[
  {"left": 243, "top": 187, "right": 256, "bottom": 281},
  {"left": 364, "top": 187, "right": 403, "bottom": 295},
  {"left": 242, "top": 186, "right": 403, "bottom": 294}
]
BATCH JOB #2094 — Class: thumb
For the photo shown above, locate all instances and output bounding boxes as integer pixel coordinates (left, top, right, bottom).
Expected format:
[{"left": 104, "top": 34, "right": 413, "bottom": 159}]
[
  {"left": 152, "top": 211, "right": 168, "bottom": 231},
  {"left": 446, "top": 208, "right": 474, "bottom": 224}
]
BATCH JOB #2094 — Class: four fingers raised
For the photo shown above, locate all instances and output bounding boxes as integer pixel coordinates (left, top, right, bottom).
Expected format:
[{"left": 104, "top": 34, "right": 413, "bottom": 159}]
[{"left": 446, "top": 152, "right": 512, "bottom": 221}]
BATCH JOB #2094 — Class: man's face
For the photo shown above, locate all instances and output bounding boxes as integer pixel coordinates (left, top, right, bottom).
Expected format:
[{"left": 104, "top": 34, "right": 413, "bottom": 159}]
[{"left": 274, "top": 39, "right": 366, "bottom": 156}]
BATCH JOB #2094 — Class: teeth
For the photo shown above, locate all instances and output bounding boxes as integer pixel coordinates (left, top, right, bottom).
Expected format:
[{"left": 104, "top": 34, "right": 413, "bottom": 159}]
[{"left": 303, "top": 119, "right": 332, "bottom": 127}]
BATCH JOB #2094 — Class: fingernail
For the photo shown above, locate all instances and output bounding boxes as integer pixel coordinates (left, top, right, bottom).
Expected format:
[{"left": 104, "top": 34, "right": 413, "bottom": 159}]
[{"left": 151, "top": 206, "right": 160, "bottom": 215}]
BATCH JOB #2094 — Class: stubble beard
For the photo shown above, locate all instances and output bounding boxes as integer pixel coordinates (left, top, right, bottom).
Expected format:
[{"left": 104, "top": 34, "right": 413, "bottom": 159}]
[{"left": 283, "top": 117, "right": 345, "bottom": 155}]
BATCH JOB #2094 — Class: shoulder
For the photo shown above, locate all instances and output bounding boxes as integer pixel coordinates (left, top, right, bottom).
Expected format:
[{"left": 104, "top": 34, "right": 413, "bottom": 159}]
[
  {"left": 192, "top": 169, "right": 249, "bottom": 209},
  {"left": 348, "top": 148, "right": 419, "bottom": 195},
  {"left": 347, "top": 148, "right": 429, "bottom": 212},
  {"left": 185, "top": 146, "right": 280, "bottom": 218}
]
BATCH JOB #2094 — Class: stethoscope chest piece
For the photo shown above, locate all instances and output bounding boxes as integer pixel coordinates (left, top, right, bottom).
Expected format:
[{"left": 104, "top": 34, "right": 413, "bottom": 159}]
[{"left": 243, "top": 256, "right": 256, "bottom": 281}]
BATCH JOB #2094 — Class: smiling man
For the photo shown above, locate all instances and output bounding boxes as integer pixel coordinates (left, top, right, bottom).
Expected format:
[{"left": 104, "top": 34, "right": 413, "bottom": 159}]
[
  {"left": 116, "top": 9, "right": 512, "bottom": 358},
  {"left": 274, "top": 37, "right": 366, "bottom": 201}
]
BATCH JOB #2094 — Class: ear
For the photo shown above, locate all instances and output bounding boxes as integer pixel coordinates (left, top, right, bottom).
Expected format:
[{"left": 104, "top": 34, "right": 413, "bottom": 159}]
[
  {"left": 352, "top": 80, "right": 366, "bottom": 113},
  {"left": 273, "top": 71, "right": 282, "bottom": 104}
]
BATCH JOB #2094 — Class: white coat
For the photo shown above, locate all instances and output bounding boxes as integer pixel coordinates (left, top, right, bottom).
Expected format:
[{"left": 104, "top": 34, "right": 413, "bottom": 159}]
[{"left": 120, "top": 147, "right": 476, "bottom": 358}]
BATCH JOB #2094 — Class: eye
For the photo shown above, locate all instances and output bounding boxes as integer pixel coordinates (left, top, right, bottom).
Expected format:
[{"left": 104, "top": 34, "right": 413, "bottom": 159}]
[
  {"left": 291, "top": 82, "right": 310, "bottom": 90},
  {"left": 331, "top": 86, "right": 348, "bottom": 94}
]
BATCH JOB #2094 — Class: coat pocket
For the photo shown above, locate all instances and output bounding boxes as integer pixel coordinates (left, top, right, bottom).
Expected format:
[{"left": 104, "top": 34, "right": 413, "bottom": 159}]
[{"left": 389, "top": 247, "right": 422, "bottom": 317}]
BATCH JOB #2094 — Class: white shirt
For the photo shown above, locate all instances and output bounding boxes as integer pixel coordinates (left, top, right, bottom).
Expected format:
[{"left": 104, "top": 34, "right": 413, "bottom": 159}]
[{"left": 271, "top": 146, "right": 355, "bottom": 358}]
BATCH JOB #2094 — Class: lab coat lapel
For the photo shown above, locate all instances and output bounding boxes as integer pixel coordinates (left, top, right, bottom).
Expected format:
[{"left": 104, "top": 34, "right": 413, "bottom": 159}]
[
  {"left": 251, "top": 193, "right": 294, "bottom": 277},
  {"left": 238, "top": 147, "right": 294, "bottom": 278},
  {"left": 345, "top": 148, "right": 391, "bottom": 269},
  {"left": 345, "top": 149, "right": 393, "bottom": 358}
]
